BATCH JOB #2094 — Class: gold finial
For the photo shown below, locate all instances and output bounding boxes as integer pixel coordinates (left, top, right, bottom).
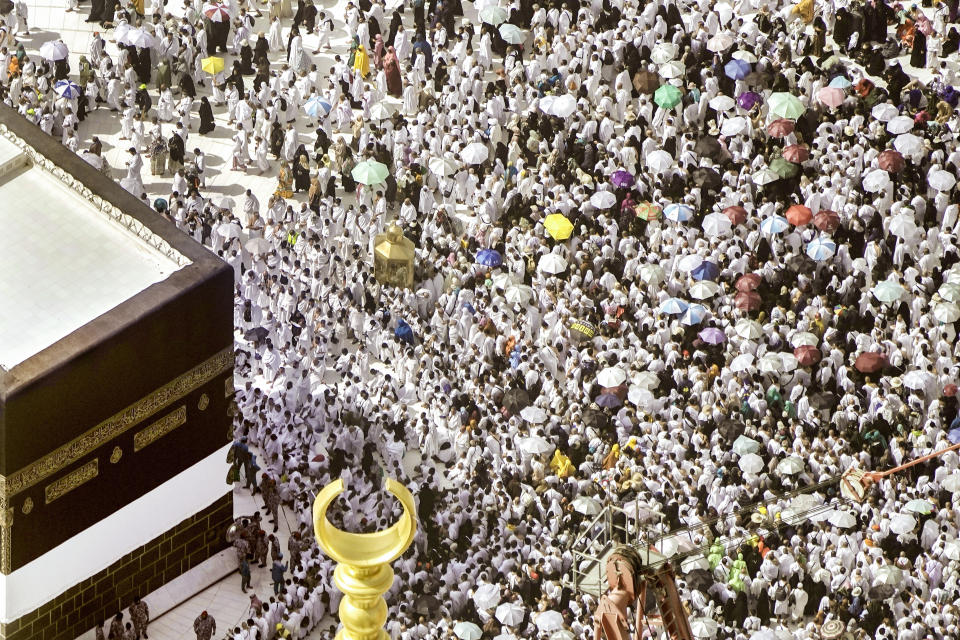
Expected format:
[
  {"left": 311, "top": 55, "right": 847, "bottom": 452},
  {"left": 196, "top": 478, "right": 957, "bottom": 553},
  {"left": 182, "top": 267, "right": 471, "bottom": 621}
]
[{"left": 313, "top": 479, "right": 417, "bottom": 640}]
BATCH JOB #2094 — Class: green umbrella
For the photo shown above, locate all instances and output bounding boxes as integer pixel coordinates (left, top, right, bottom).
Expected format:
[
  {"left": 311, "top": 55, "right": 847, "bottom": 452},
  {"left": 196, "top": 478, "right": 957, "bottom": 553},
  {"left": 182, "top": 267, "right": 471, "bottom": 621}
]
[
  {"left": 769, "top": 92, "right": 806, "bottom": 119},
  {"left": 352, "top": 160, "right": 389, "bottom": 185},
  {"left": 769, "top": 157, "right": 799, "bottom": 179},
  {"left": 654, "top": 84, "right": 683, "bottom": 109}
]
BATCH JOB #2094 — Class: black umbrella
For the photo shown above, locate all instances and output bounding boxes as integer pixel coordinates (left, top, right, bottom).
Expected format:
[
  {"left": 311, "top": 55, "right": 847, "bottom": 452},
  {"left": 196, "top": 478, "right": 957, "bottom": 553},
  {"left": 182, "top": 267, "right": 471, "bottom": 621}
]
[
  {"left": 809, "top": 392, "right": 836, "bottom": 410},
  {"left": 691, "top": 167, "right": 723, "bottom": 191},
  {"left": 583, "top": 407, "right": 609, "bottom": 429},
  {"left": 569, "top": 320, "right": 598, "bottom": 343},
  {"left": 786, "top": 254, "right": 813, "bottom": 272},
  {"left": 502, "top": 388, "right": 531, "bottom": 413},
  {"left": 868, "top": 585, "right": 896, "bottom": 600},
  {"left": 244, "top": 326, "right": 270, "bottom": 342},
  {"left": 685, "top": 568, "right": 714, "bottom": 592},
  {"left": 414, "top": 594, "right": 441, "bottom": 615},
  {"left": 693, "top": 137, "right": 722, "bottom": 159},
  {"left": 716, "top": 418, "right": 742, "bottom": 440}
]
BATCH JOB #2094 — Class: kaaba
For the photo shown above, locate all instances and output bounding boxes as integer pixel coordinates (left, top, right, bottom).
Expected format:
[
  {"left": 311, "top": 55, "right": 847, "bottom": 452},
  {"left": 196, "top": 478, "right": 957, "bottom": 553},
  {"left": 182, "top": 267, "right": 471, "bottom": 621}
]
[{"left": 0, "top": 106, "right": 234, "bottom": 640}]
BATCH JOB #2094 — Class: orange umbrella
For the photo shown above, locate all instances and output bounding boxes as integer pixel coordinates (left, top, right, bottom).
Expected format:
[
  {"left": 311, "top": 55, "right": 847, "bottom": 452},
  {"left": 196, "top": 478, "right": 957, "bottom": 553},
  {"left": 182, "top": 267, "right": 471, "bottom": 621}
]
[
  {"left": 813, "top": 210, "right": 841, "bottom": 233},
  {"left": 734, "top": 290, "right": 762, "bottom": 311},
  {"left": 767, "top": 118, "right": 795, "bottom": 137},
  {"left": 782, "top": 144, "right": 809, "bottom": 163},
  {"left": 722, "top": 205, "right": 748, "bottom": 224},
  {"left": 785, "top": 204, "right": 812, "bottom": 226},
  {"left": 736, "top": 273, "right": 762, "bottom": 292},
  {"left": 635, "top": 202, "right": 662, "bottom": 221}
]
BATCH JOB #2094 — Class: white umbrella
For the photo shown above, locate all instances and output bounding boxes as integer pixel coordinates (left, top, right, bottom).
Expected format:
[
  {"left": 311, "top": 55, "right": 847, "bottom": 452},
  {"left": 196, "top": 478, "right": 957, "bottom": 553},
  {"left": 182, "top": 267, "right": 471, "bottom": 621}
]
[
  {"left": 789, "top": 331, "right": 819, "bottom": 347},
  {"left": 732, "top": 435, "right": 761, "bottom": 455},
  {"left": 590, "top": 191, "right": 617, "bottom": 209},
  {"left": 538, "top": 254, "right": 568, "bottom": 274},
  {"left": 944, "top": 540, "right": 960, "bottom": 561},
  {"left": 519, "top": 406, "right": 548, "bottom": 423},
  {"left": 429, "top": 156, "right": 458, "bottom": 176},
  {"left": 863, "top": 169, "right": 891, "bottom": 192},
  {"left": 721, "top": 116, "right": 748, "bottom": 136},
  {"left": 571, "top": 497, "right": 603, "bottom": 516},
  {"left": 873, "top": 565, "right": 903, "bottom": 586},
  {"left": 549, "top": 632, "right": 574, "bottom": 640},
  {"left": 473, "top": 583, "right": 501, "bottom": 610},
  {"left": 732, "top": 50, "right": 758, "bottom": 63},
  {"left": 245, "top": 237, "right": 273, "bottom": 255},
  {"left": 903, "top": 370, "right": 932, "bottom": 390},
  {"left": 678, "top": 254, "right": 705, "bottom": 272},
  {"left": 498, "top": 23, "right": 525, "bottom": 45},
  {"left": 702, "top": 212, "right": 733, "bottom": 236},
  {"left": 369, "top": 100, "right": 399, "bottom": 120},
  {"left": 495, "top": 603, "right": 525, "bottom": 627},
  {"left": 518, "top": 436, "right": 554, "bottom": 455},
  {"left": 752, "top": 168, "right": 780, "bottom": 185},
  {"left": 681, "top": 555, "right": 711, "bottom": 572},
  {"left": 933, "top": 302, "right": 960, "bottom": 323},
  {"left": 651, "top": 43, "right": 679, "bottom": 64},
  {"left": 888, "top": 214, "right": 918, "bottom": 239},
  {"left": 542, "top": 93, "right": 577, "bottom": 118},
  {"left": 888, "top": 513, "right": 917, "bottom": 534},
  {"left": 780, "top": 352, "right": 799, "bottom": 372},
  {"left": 215, "top": 222, "right": 242, "bottom": 238},
  {"left": 454, "top": 622, "right": 482, "bottom": 640},
  {"left": 735, "top": 319, "right": 763, "bottom": 340},
  {"left": 461, "top": 142, "right": 489, "bottom": 164},
  {"left": 942, "top": 472, "right": 960, "bottom": 493},
  {"left": 659, "top": 61, "right": 686, "bottom": 79},
  {"left": 758, "top": 353, "right": 784, "bottom": 373},
  {"left": 739, "top": 452, "right": 764, "bottom": 474},
  {"left": 534, "top": 611, "right": 565, "bottom": 633},
  {"left": 216, "top": 195, "right": 236, "bottom": 211},
  {"left": 929, "top": 169, "right": 957, "bottom": 191},
  {"left": 479, "top": 5, "right": 508, "bottom": 25},
  {"left": 504, "top": 285, "right": 534, "bottom": 305},
  {"left": 690, "top": 618, "right": 719, "bottom": 639},
  {"left": 647, "top": 149, "right": 674, "bottom": 173},
  {"left": 938, "top": 282, "right": 960, "bottom": 302},
  {"left": 689, "top": 281, "right": 721, "bottom": 300},
  {"left": 894, "top": 133, "right": 924, "bottom": 156},
  {"left": 622, "top": 501, "right": 663, "bottom": 522},
  {"left": 639, "top": 264, "right": 666, "bottom": 284},
  {"left": 39, "top": 40, "right": 69, "bottom": 61},
  {"left": 632, "top": 371, "right": 659, "bottom": 389},
  {"left": 122, "top": 28, "right": 156, "bottom": 48},
  {"left": 776, "top": 456, "right": 805, "bottom": 475},
  {"left": 707, "top": 32, "right": 734, "bottom": 52},
  {"left": 709, "top": 95, "right": 736, "bottom": 111},
  {"left": 627, "top": 385, "right": 655, "bottom": 407},
  {"left": 655, "top": 537, "right": 679, "bottom": 557},
  {"left": 490, "top": 272, "right": 516, "bottom": 290},
  {"left": 493, "top": 634, "right": 518, "bottom": 640},
  {"left": 886, "top": 115, "right": 915, "bottom": 134},
  {"left": 597, "top": 367, "right": 628, "bottom": 387},
  {"left": 871, "top": 103, "right": 899, "bottom": 122},
  {"left": 790, "top": 494, "right": 821, "bottom": 512},
  {"left": 903, "top": 499, "right": 934, "bottom": 515},
  {"left": 828, "top": 511, "right": 857, "bottom": 528}
]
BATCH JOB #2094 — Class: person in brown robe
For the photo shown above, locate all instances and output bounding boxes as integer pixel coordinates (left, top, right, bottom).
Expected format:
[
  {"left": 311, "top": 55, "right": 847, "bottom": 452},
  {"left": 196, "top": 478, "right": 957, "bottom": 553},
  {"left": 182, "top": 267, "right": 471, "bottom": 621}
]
[{"left": 383, "top": 46, "right": 402, "bottom": 98}]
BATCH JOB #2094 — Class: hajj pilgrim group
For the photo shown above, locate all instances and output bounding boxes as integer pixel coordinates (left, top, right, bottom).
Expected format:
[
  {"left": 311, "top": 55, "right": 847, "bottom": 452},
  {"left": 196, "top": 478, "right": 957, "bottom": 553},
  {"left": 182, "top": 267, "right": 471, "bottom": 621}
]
[{"left": 6, "top": 0, "right": 960, "bottom": 638}]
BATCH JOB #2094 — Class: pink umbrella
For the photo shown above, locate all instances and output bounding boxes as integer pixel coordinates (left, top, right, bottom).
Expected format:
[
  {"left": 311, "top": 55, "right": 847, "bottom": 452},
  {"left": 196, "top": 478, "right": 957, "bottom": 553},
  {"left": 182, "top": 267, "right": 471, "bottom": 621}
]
[
  {"left": 813, "top": 210, "right": 841, "bottom": 233},
  {"left": 767, "top": 118, "right": 795, "bottom": 137},
  {"left": 782, "top": 144, "right": 810, "bottom": 163},
  {"left": 734, "top": 290, "right": 762, "bottom": 311},
  {"left": 736, "top": 273, "right": 762, "bottom": 292},
  {"left": 722, "top": 205, "right": 748, "bottom": 224},
  {"left": 817, "top": 87, "right": 845, "bottom": 109}
]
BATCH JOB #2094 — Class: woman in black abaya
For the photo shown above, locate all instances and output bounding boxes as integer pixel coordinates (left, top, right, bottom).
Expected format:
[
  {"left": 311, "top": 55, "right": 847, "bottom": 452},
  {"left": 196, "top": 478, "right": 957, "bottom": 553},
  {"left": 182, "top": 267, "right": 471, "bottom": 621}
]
[{"left": 198, "top": 97, "right": 215, "bottom": 134}]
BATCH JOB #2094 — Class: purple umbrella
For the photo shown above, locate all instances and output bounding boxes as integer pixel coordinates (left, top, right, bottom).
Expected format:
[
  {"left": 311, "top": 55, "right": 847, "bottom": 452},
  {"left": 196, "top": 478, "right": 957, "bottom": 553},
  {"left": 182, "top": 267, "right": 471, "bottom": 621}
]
[
  {"left": 611, "top": 170, "right": 635, "bottom": 188},
  {"left": 737, "top": 91, "right": 761, "bottom": 110},
  {"left": 698, "top": 328, "right": 726, "bottom": 344},
  {"left": 596, "top": 393, "right": 623, "bottom": 408}
]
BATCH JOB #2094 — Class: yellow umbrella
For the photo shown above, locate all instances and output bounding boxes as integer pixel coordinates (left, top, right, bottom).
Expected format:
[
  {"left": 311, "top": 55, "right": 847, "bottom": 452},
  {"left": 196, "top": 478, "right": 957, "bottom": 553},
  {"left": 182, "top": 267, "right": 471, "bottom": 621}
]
[
  {"left": 544, "top": 213, "right": 574, "bottom": 240},
  {"left": 201, "top": 56, "right": 224, "bottom": 75}
]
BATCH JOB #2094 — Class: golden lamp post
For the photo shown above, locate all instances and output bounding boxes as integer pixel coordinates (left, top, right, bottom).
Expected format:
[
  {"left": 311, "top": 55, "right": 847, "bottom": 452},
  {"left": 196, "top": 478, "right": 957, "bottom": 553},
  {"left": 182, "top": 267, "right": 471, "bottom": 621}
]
[{"left": 313, "top": 478, "right": 418, "bottom": 640}]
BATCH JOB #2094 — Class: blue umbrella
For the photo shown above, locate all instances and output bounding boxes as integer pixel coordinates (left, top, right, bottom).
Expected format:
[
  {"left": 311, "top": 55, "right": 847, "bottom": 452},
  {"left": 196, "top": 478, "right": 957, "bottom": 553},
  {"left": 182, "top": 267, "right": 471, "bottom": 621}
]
[
  {"left": 829, "top": 76, "right": 852, "bottom": 89},
  {"left": 660, "top": 297, "right": 689, "bottom": 315},
  {"left": 55, "top": 80, "right": 82, "bottom": 99},
  {"left": 596, "top": 393, "right": 623, "bottom": 408},
  {"left": 681, "top": 303, "right": 709, "bottom": 325},
  {"left": 724, "top": 59, "right": 751, "bottom": 80},
  {"left": 395, "top": 319, "right": 415, "bottom": 345},
  {"left": 949, "top": 427, "right": 960, "bottom": 444},
  {"left": 691, "top": 260, "right": 719, "bottom": 281},
  {"left": 304, "top": 96, "right": 332, "bottom": 117},
  {"left": 806, "top": 237, "right": 837, "bottom": 261},
  {"left": 475, "top": 248, "right": 503, "bottom": 267},
  {"left": 699, "top": 327, "right": 726, "bottom": 344},
  {"left": 760, "top": 215, "right": 789, "bottom": 234},
  {"left": 664, "top": 203, "right": 693, "bottom": 222}
]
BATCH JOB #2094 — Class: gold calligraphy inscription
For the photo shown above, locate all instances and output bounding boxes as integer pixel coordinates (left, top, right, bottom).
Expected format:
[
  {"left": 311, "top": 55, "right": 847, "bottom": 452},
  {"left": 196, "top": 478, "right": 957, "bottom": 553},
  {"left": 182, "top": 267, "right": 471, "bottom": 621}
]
[
  {"left": 0, "top": 347, "right": 233, "bottom": 501},
  {"left": 133, "top": 406, "right": 188, "bottom": 452},
  {"left": 45, "top": 459, "right": 99, "bottom": 505}
]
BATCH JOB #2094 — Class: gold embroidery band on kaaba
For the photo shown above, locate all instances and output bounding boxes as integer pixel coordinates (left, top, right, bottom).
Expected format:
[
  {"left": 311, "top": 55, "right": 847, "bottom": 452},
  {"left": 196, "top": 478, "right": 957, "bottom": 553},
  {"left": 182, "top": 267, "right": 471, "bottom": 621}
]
[
  {"left": 0, "top": 347, "right": 233, "bottom": 502},
  {"left": 45, "top": 459, "right": 99, "bottom": 505},
  {"left": 134, "top": 406, "right": 187, "bottom": 452}
]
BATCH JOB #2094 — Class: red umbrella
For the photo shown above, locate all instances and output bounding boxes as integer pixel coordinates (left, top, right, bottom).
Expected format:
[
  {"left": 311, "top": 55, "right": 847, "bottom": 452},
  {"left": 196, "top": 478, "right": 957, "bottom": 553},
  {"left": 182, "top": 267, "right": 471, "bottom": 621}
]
[
  {"left": 793, "top": 345, "right": 822, "bottom": 366},
  {"left": 600, "top": 384, "right": 628, "bottom": 401},
  {"left": 782, "top": 144, "right": 810, "bottom": 163},
  {"left": 736, "top": 273, "right": 762, "bottom": 292},
  {"left": 722, "top": 206, "right": 748, "bottom": 224},
  {"left": 767, "top": 118, "right": 795, "bottom": 137},
  {"left": 813, "top": 210, "right": 841, "bottom": 233},
  {"left": 854, "top": 352, "right": 888, "bottom": 373},
  {"left": 945, "top": 383, "right": 958, "bottom": 397},
  {"left": 785, "top": 204, "right": 813, "bottom": 226},
  {"left": 878, "top": 150, "right": 905, "bottom": 173},
  {"left": 734, "top": 290, "right": 762, "bottom": 311}
]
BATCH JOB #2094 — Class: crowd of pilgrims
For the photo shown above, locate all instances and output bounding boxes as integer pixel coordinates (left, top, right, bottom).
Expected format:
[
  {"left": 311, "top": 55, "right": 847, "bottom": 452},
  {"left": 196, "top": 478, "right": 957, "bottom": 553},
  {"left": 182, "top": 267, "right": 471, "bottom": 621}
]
[{"left": 6, "top": 0, "right": 960, "bottom": 637}]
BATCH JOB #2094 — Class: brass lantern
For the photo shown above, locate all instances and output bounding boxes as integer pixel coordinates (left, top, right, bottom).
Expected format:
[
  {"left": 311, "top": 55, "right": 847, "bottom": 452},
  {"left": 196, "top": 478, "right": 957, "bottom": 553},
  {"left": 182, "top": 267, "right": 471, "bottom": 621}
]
[{"left": 373, "top": 224, "right": 415, "bottom": 288}]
